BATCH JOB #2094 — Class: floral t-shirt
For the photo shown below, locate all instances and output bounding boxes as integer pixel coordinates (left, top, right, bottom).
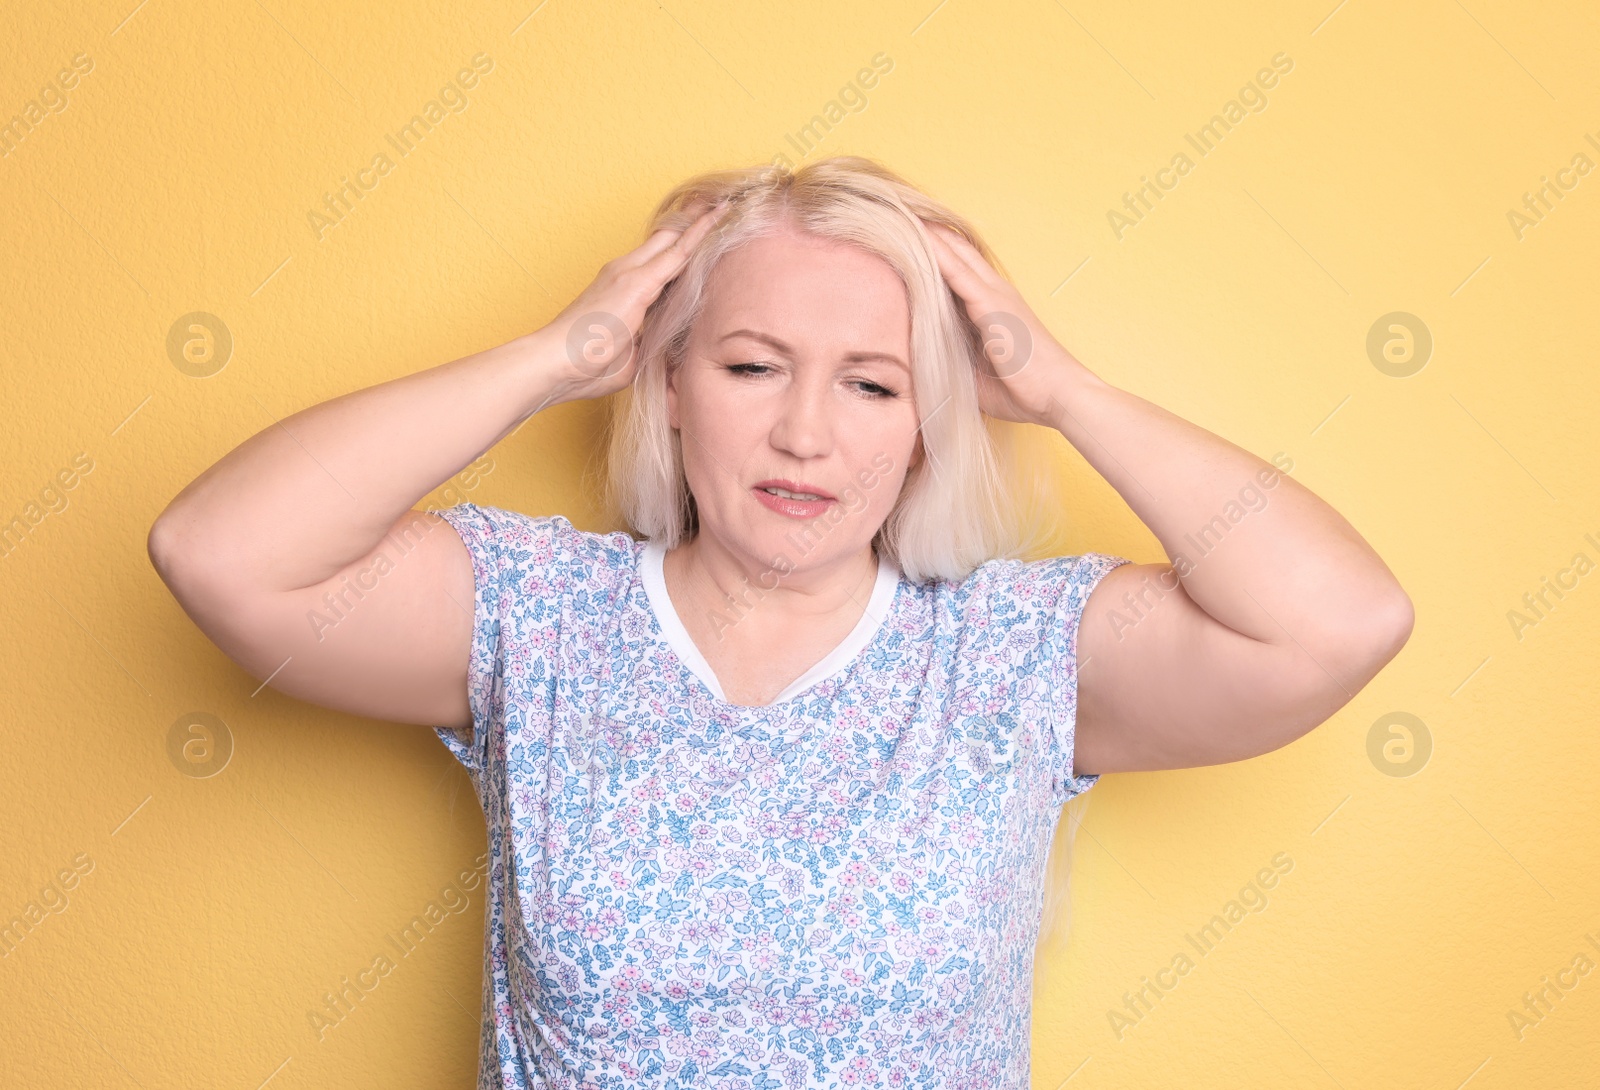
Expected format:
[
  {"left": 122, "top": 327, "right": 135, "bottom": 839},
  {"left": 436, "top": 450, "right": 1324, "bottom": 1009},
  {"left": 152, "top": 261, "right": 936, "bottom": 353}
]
[{"left": 433, "top": 503, "right": 1130, "bottom": 1090}]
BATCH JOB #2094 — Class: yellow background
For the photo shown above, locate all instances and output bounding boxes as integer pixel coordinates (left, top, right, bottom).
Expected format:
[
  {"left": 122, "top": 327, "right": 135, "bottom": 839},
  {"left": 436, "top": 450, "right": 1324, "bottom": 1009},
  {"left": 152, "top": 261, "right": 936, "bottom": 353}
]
[{"left": 3, "top": 0, "right": 1596, "bottom": 1086}]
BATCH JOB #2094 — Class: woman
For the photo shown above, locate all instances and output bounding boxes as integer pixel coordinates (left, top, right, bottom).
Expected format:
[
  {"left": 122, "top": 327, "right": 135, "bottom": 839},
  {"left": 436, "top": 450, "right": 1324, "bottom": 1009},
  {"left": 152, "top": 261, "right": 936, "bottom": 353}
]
[{"left": 148, "top": 156, "right": 1413, "bottom": 1088}]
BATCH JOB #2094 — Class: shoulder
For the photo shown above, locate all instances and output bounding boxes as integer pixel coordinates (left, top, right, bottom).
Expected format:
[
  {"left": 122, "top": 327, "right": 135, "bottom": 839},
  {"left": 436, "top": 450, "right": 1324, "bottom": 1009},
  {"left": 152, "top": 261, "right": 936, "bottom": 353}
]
[
  {"left": 433, "top": 503, "right": 640, "bottom": 584},
  {"left": 925, "top": 551, "right": 1131, "bottom": 622}
]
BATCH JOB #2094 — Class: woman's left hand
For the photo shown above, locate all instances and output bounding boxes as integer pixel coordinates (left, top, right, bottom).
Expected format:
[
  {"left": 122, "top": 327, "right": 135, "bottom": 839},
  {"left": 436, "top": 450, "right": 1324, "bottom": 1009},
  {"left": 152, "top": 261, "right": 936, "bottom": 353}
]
[{"left": 922, "top": 220, "right": 1088, "bottom": 428}]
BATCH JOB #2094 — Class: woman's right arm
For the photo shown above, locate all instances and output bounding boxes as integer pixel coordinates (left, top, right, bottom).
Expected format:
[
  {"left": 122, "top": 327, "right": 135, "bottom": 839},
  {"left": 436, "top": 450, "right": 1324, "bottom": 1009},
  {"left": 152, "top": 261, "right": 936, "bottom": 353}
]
[
  {"left": 147, "top": 197, "right": 731, "bottom": 729},
  {"left": 147, "top": 331, "right": 574, "bottom": 730}
]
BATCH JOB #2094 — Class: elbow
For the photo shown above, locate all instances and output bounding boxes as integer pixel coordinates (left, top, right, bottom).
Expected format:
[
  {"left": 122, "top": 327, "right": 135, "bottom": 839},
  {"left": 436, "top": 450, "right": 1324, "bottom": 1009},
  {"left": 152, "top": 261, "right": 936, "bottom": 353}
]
[
  {"left": 147, "top": 507, "right": 193, "bottom": 591},
  {"left": 1318, "top": 587, "right": 1414, "bottom": 692},
  {"left": 148, "top": 504, "right": 223, "bottom": 601},
  {"left": 1369, "top": 587, "right": 1415, "bottom": 666}
]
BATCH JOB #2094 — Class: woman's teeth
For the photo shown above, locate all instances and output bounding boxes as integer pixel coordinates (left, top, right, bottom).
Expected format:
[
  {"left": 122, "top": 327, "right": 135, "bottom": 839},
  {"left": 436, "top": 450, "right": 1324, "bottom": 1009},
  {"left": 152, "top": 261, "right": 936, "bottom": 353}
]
[{"left": 763, "top": 486, "right": 824, "bottom": 501}]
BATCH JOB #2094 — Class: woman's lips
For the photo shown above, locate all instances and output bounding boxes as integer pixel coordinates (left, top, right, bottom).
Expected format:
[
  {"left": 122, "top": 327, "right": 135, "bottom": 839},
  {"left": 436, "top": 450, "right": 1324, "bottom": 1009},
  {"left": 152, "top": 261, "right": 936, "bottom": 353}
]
[{"left": 751, "top": 486, "right": 835, "bottom": 519}]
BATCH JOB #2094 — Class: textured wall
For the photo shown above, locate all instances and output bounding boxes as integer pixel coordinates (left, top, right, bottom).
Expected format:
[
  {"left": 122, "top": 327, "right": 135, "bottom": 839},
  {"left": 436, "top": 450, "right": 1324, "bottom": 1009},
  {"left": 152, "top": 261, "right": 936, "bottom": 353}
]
[{"left": 2, "top": 1, "right": 1595, "bottom": 1087}]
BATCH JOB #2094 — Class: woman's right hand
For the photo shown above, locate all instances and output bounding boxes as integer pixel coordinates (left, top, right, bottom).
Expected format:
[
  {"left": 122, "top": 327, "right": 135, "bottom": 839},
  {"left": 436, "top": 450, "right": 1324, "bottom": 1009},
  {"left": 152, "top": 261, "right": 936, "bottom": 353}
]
[{"left": 539, "top": 196, "right": 732, "bottom": 405}]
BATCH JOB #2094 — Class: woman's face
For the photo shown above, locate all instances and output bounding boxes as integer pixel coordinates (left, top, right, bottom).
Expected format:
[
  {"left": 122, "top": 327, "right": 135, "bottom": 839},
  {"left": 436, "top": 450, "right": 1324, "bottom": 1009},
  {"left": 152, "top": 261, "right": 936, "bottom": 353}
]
[{"left": 666, "top": 225, "right": 923, "bottom": 575}]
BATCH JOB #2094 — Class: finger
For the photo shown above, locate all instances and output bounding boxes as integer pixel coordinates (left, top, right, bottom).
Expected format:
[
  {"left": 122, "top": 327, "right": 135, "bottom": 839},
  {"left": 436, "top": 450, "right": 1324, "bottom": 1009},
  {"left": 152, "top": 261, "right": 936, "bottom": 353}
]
[
  {"left": 635, "top": 198, "right": 730, "bottom": 280},
  {"left": 621, "top": 199, "right": 728, "bottom": 270},
  {"left": 925, "top": 226, "right": 989, "bottom": 301},
  {"left": 926, "top": 222, "right": 1006, "bottom": 291}
]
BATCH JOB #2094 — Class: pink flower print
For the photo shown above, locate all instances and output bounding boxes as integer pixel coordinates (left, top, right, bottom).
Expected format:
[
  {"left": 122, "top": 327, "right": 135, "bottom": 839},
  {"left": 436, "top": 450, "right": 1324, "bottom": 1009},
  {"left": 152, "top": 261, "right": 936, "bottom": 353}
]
[
  {"left": 751, "top": 948, "right": 778, "bottom": 972},
  {"left": 582, "top": 919, "right": 605, "bottom": 941},
  {"left": 841, "top": 966, "right": 865, "bottom": 986},
  {"left": 559, "top": 909, "right": 583, "bottom": 931},
  {"left": 890, "top": 871, "right": 912, "bottom": 894},
  {"left": 819, "top": 1014, "right": 842, "bottom": 1035},
  {"left": 664, "top": 981, "right": 689, "bottom": 1001}
]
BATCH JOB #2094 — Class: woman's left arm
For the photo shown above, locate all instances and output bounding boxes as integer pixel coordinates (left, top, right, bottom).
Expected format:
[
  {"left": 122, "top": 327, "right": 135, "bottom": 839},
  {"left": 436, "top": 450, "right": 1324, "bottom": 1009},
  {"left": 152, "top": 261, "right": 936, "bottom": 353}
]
[{"left": 924, "top": 221, "right": 1414, "bottom": 774}]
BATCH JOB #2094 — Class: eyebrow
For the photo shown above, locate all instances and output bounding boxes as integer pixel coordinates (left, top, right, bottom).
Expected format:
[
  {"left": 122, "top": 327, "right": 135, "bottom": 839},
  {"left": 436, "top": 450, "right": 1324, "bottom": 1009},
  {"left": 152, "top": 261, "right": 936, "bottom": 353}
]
[{"left": 718, "top": 328, "right": 909, "bottom": 371}]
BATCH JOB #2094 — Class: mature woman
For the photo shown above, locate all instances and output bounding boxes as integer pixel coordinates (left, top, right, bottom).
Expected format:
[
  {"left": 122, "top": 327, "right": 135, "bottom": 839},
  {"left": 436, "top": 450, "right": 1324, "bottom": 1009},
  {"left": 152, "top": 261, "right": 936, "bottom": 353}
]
[{"left": 148, "top": 156, "right": 1413, "bottom": 1089}]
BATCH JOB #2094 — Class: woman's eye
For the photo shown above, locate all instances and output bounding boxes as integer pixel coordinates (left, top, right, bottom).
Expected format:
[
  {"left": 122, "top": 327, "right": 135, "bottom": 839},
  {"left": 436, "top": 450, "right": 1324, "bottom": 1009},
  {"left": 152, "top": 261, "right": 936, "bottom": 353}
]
[
  {"left": 725, "top": 363, "right": 895, "bottom": 399},
  {"left": 854, "top": 381, "right": 896, "bottom": 399}
]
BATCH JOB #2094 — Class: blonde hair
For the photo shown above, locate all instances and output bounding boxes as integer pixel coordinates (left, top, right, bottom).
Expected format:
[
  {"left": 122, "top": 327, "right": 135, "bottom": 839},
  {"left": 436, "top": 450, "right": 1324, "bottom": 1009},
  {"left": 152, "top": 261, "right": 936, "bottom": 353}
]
[{"left": 600, "top": 155, "right": 1036, "bottom": 584}]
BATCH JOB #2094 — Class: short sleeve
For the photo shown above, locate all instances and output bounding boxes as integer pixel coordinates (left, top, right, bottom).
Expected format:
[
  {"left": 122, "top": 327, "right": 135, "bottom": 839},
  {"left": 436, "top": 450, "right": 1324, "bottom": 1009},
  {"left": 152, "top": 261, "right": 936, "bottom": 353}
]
[
  {"left": 1007, "top": 551, "right": 1134, "bottom": 808},
  {"left": 431, "top": 502, "right": 568, "bottom": 788}
]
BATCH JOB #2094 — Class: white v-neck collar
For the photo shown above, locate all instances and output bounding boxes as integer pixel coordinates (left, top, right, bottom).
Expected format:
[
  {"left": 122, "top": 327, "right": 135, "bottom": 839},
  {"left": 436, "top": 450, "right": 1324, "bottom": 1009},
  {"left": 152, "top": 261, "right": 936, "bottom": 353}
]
[{"left": 639, "top": 540, "right": 901, "bottom": 707}]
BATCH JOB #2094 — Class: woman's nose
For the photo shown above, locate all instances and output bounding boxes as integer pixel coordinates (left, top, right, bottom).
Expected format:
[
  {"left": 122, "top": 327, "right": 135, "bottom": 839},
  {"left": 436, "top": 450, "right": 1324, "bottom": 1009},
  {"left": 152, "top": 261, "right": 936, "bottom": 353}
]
[{"left": 768, "top": 381, "right": 833, "bottom": 459}]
